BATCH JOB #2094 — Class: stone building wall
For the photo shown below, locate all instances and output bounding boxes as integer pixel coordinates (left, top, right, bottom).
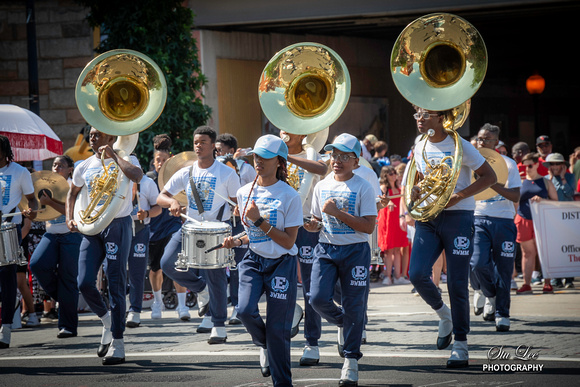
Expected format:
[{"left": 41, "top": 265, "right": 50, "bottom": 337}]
[{"left": 0, "top": 0, "right": 94, "bottom": 157}]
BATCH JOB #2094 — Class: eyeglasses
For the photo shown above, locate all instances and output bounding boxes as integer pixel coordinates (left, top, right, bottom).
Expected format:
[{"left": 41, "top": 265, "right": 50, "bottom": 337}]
[
  {"left": 477, "top": 137, "right": 495, "bottom": 144},
  {"left": 330, "top": 153, "right": 356, "bottom": 162},
  {"left": 413, "top": 112, "right": 438, "bottom": 120},
  {"left": 387, "top": 172, "right": 396, "bottom": 176},
  {"left": 524, "top": 163, "right": 536, "bottom": 168}
]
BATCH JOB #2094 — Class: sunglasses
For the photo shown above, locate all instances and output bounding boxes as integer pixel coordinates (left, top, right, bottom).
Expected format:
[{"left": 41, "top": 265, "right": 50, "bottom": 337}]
[{"left": 524, "top": 163, "right": 536, "bottom": 168}]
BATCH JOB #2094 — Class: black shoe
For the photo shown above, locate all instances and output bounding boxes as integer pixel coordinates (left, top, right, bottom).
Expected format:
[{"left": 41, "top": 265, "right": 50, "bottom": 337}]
[
  {"left": 473, "top": 306, "right": 483, "bottom": 316},
  {"left": 446, "top": 359, "right": 469, "bottom": 368},
  {"left": 299, "top": 357, "right": 319, "bottom": 366},
  {"left": 339, "top": 380, "right": 358, "bottom": 387},
  {"left": 102, "top": 356, "right": 125, "bottom": 365},
  {"left": 198, "top": 303, "right": 209, "bottom": 317},
  {"left": 43, "top": 309, "right": 59, "bottom": 320},
  {"left": 260, "top": 366, "right": 270, "bottom": 378},
  {"left": 0, "top": 342, "right": 9, "bottom": 349},
  {"left": 437, "top": 333, "right": 452, "bottom": 350},
  {"left": 97, "top": 343, "right": 111, "bottom": 358},
  {"left": 207, "top": 336, "right": 227, "bottom": 344},
  {"left": 57, "top": 329, "right": 77, "bottom": 339}
]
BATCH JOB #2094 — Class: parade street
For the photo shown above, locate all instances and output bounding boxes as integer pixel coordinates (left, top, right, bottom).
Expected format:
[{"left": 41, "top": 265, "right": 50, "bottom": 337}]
[{"left": 1, "top": 279, "right": 579, "bottom": 386}]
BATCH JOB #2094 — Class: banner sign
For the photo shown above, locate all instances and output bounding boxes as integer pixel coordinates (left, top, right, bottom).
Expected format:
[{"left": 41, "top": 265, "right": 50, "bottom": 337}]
[{"left": 531, "top": 200, "right": 580, "bottom": 278}]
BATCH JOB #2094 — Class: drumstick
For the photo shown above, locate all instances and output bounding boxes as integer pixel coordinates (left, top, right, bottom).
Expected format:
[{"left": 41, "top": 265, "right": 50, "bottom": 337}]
[
  {"left": 209, "top": 187, "right": 236, "bottom": 207},
  {"left": 2, "top": 209, "right": 45, "bottom": 218},
  {"left": 136, "top": 189, "right": 143, "bottom": 224},
  {"left": 179, "top": 212, "right": 203, "bottom": 225},
  {"left": 204, "top": 231, "right": 247, "bottom": 254}
]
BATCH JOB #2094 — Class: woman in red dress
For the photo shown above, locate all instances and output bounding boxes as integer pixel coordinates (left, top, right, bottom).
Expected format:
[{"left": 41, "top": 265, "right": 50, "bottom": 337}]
[{"left": 377, "top": 166, "right": 410, "bottom": 285}]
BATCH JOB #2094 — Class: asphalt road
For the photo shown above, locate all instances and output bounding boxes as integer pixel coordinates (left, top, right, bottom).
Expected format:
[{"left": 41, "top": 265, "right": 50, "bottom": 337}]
[{"left": 1, "top": 279, "right": 579, "bottom": 386}]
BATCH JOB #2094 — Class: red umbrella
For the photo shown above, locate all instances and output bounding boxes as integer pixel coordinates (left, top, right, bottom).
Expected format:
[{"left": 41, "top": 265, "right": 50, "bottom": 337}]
[{"left": 0, "top": 104, "right": 63, "bottom": 161}]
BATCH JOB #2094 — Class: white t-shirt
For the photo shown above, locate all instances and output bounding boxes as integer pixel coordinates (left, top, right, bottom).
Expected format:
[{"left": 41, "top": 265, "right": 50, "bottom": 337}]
[
  {"left": 72, "top": 154, "right": 141, "bottom": 218},
  {"left": 288, "top": 149, "right": 323, "bottom": 217},
  {"left": 0, "top": 161, "right": 34, "bottom": 224},
  {"left": 410, "top": 136, "right": 485, "bottom": 211},
  {"left": 45, "top": 178, "right": 72, "bottom": 234},
  {"left": 164, "top": 160, "right": 240, "bottom": 222},
  {"left": 328, "top": 164, "right": 381, "bottom": 200},
  {"left": 475, "top": 155, "right": 521, "bottom": 219},
  {"left": 311, "top": 173, "right": 378, "bottom": 245},
  {"left": 237, "top": 180, "right": 303, "bottom": 258},
  {"left": 130, "top": 174, "right": 158, "bottom": 225}
]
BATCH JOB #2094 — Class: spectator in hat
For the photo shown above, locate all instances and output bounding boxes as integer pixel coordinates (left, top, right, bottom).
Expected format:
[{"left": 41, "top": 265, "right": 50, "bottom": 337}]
[
  {"left": 544, "top": 152, "right": 576, "bottom": 289},
  {"left": 535, "top": 135, "right": 552, "bottom": 176},
  {"left": 495, "top": 141, "right": 508, "bottom": 156}
]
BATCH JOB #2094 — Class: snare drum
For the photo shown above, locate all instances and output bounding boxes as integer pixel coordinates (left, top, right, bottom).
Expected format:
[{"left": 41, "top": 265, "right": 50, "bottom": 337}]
[
  {"left": 369, "top": 224, "right": 381, "bottom": 265},
  {"left": 176, "top": 221, "right": 234, "bottom": 270},
  {"left": 0, "top": 222, "right": 24, "bottom": 266}
]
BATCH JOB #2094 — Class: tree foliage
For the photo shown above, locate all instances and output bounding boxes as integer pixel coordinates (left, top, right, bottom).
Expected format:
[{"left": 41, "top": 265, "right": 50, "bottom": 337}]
[{"left": 77, "top": 0, "right": 211, "bottom": 168}]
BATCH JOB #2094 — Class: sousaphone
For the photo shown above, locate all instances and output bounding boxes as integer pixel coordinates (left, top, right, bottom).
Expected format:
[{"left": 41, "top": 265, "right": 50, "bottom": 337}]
[
  {"left": 391, "top": 13, "right": 488, "bottom": 221},
  {"left": 74, "top": 49, "right": 167, "bottom": 235}
]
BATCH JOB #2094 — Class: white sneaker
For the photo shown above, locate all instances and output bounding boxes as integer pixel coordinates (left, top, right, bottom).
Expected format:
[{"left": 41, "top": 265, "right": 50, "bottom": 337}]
[
  {"left": 291, "top": 303, "right": 303, "bottom": 338},
  {"left": 0, "top": 324, "right": 11, "bottom": 348},
  {"left": 483, "top": 297, "right": 496, "bottom": 321},
  {"left": 510, "top": 279, "right": 518, "bottom": 290},
  {"left": 151, "top": 301, "right": 163, "bottom": 319},
  {"left": 197, "top": 287, "right": 210, "bottom": 317},
  {"left": 337, "top": 326, "right": 345, "bottom": 357},
  {"left": 447, "top": 340, "right": 468, "bottom": 368},
  {"left": 495, "top": 316, "right": 510, "bottom": 332},
  {"left": 25, "top": 312, "right": 41, "bottom": 327},
  {"left": 299, "top": 345, "right": 320, "bottom": 366},
  {"left": 393, "top": 276, "right": 410, "bottom": 285},
  {"left": 473, "top": 289, "right": 484, "bottom": 316},
  {"left": 177, "top": 306, "right": 191, "bottom": 321},
  {"left": 126, "top": 311, "right": 141, "bottom": 328},
  {"left": 102, "top": 338, "right": 125, "bottom": 365},
  {"left": 435, "top": 304, "right": 453, "bottom": 350},
  {"left": 382, "top": 276, "right": 392, "bottom": 286},
  {"left": 259, "top": 347, "right": 270, "bottom": 377},
  {"left": 207, "top": 326, "right": 227, "bottom": 344},
  {"left": 196, "top": 315, "right": 213, "bottom": 333},
  {"left": 228, "top": 307, "right": 241, "bottom": 325},
  {"left": 339, "top": 358, "right": 358, "bottom": 386}
]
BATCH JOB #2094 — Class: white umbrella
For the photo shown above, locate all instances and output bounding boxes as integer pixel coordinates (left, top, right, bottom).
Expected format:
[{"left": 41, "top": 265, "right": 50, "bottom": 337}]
[{"left": 0, "top": 104, "right": 63, "bottom": 161}]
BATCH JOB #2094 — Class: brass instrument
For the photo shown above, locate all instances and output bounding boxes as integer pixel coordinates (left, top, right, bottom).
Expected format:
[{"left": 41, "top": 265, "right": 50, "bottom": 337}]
[
  {"left": 259, "top": 43, "right": 350, "bottom": 136},
  {"left": 74, "top": 49, "right": 167, "bottom": 235},
  {"left": 18, "top": 171, "right": 70, "bottom": 222},
  {"left": 391, "top": 13, "right": 487, "bottom": 221}
]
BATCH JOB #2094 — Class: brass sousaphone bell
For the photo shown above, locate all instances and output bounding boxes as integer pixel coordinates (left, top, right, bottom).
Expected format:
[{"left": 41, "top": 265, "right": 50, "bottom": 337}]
[
  {"left": 391, "top": 13, "right": 488, "bottom": 221},
  {"left": 74, "top": 49, "right": 167, "bottom": 235}
]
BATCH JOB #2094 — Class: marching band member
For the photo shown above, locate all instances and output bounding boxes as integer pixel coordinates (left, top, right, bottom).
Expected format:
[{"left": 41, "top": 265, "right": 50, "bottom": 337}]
[
  {"left": 30, "top": 155, "right": 82, "bottom": 338},
  {"left": 215, "top": 133, "right": 255, "bottom": 324},
  {"left": 66, "top": 127, "right": 143, "bottom": 365},
  {"left": 221, "top": 134, "right": 302, "bottom": 387},
  {"left": 126, "top": 174, "right": 161, "bottom": 327},
  {"left": 470, "top": 124, "right": 521, "bottom": 332},
  {"left": 279, "top": 129, "right": 327, "bottom": 366},
  {"left": 305, "top": 133, "right": 378, "bottom": 386},
  {"left": 146, "top": 134, "right": 188, "bottom": 320},
  {"left": 158, "top": 126, "right": 240, "bottom": 343},
  {"left": 405, "top": 107, "right": 495, "bottom": 368},
  {"left": 0, "top": 135, "right": 37, "bottom": 349}
]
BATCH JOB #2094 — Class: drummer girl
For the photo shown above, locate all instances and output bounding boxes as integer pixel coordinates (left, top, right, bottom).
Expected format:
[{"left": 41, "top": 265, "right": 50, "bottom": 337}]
[
  {"left": 222, "top": 135, "right": 303, "bottom": 387},
  {"left": 30, "top": 155, "right": 83, "bottom": 338}
]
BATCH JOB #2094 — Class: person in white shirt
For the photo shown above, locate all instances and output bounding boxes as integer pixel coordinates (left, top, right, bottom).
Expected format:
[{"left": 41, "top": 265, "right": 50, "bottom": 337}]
[
  {"left": 305, "top": 133, "right": 378, "bottom": 386},
  {"left": 405, "top": 107, "right": 496, "bottom": 368},
  {"left": 125, "top": 174, "right": 161, "bottom": 328},
  {"left": 66, "top": 127, "right": 143, "bottom": 365},
  {"left": 30, "top": 155, "right": 82, "bottom": 339},
  {"left": 470, "top": 124, "right": 521, "bottom": 332},
  {"left": 0, "top": 135, "right": 37, "bottom": 349},
  {"left": 221, "top": 134, "right": 302, "bottom": 386},
  {"left": 158, "top": 126, "right": 240, "bottom": 344}
]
